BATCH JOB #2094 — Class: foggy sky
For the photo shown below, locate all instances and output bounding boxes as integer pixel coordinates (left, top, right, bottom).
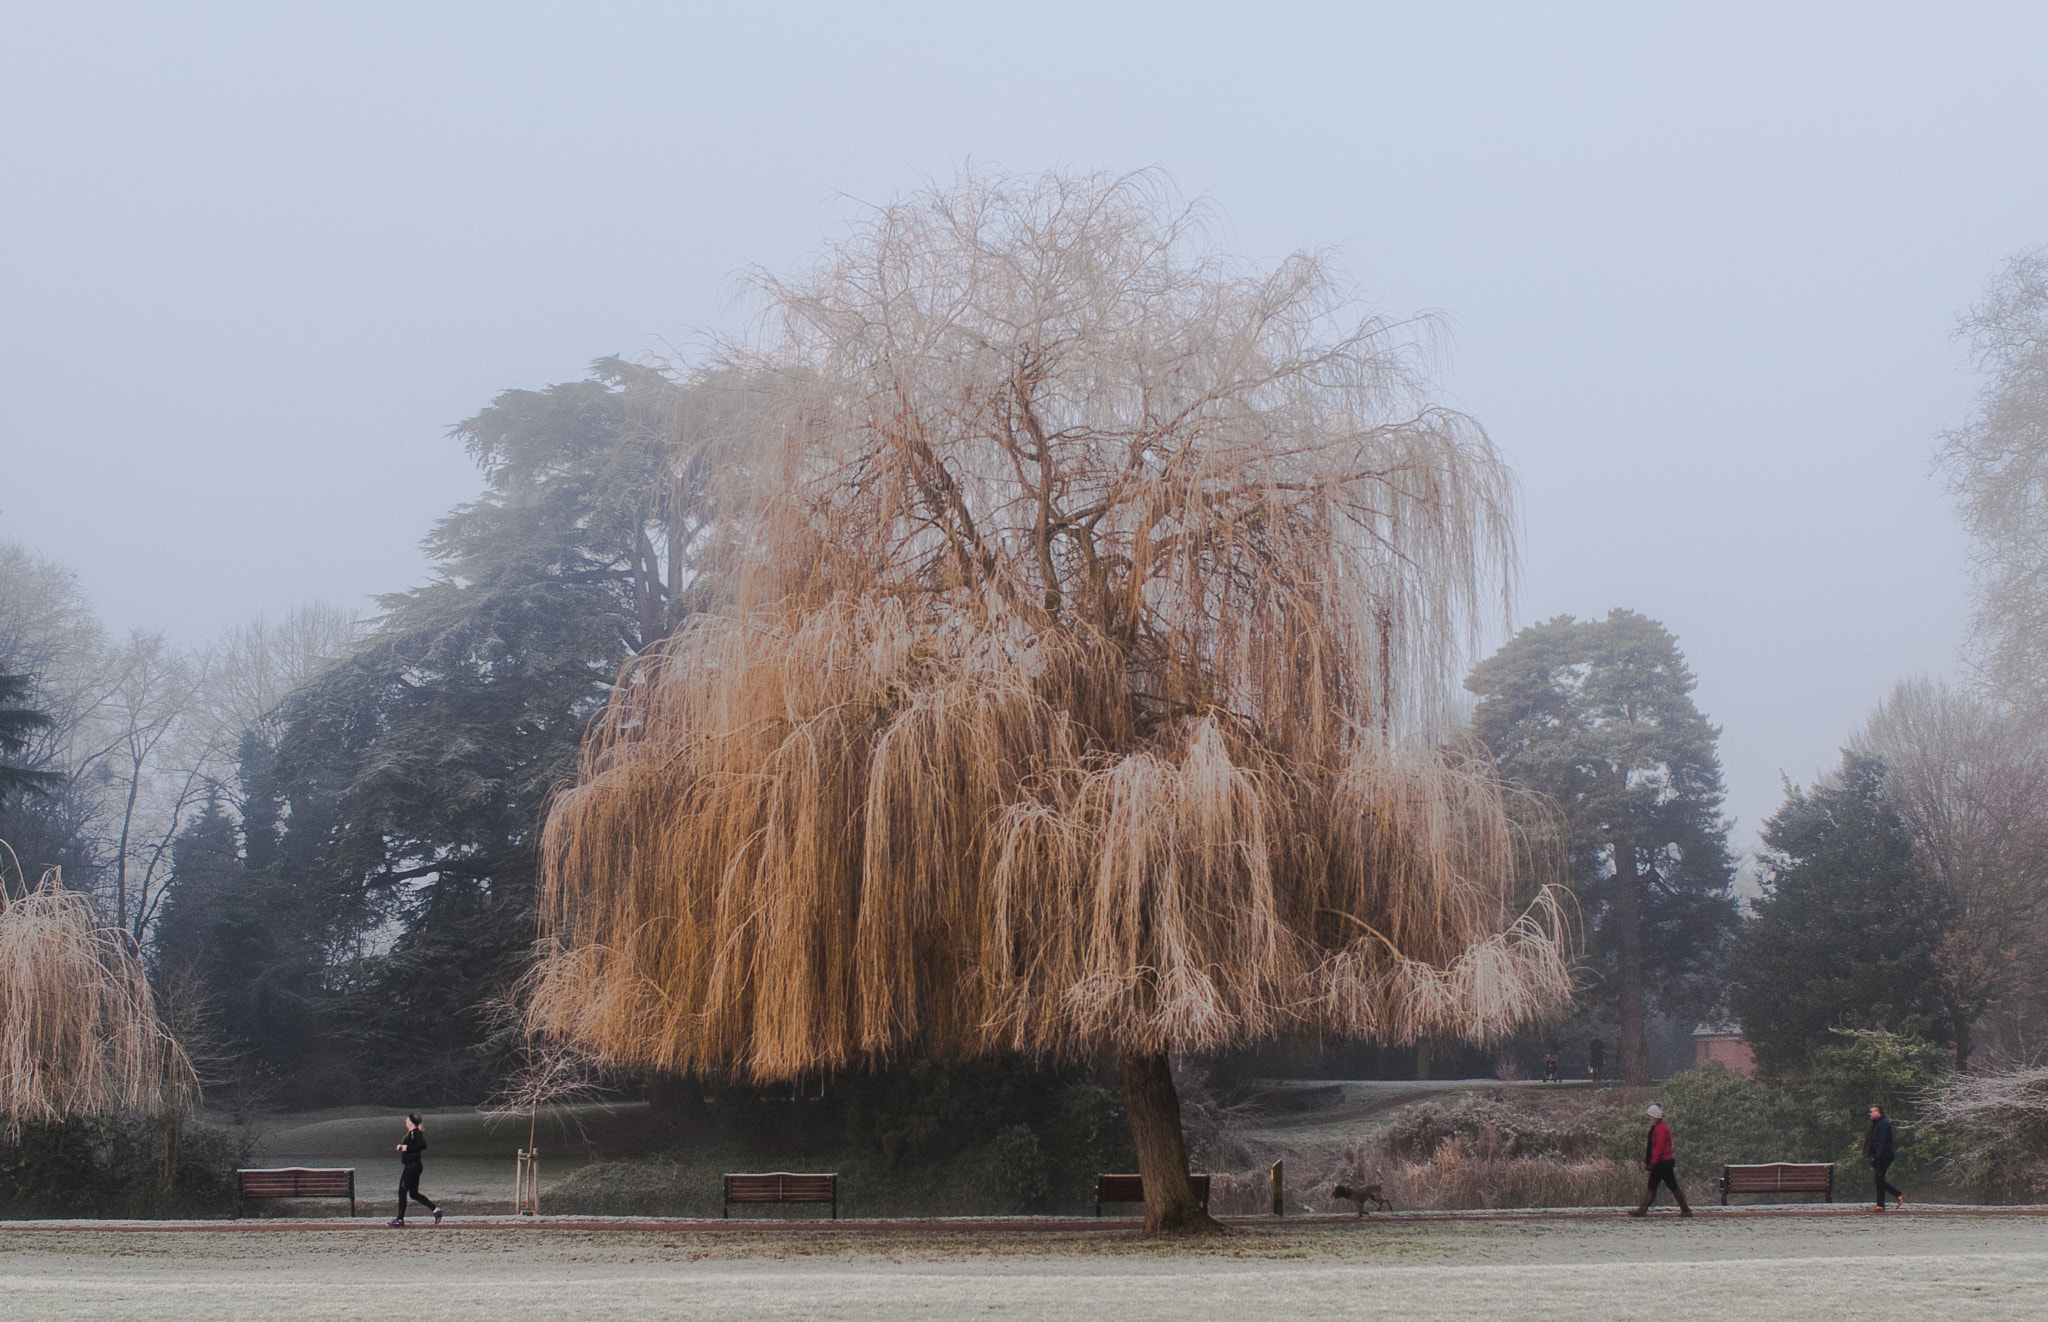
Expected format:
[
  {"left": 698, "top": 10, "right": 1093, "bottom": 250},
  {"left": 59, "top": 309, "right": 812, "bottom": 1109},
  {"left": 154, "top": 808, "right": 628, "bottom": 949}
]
[{"left": 5, "top": 2, "right": 2046, "bottom": 853}]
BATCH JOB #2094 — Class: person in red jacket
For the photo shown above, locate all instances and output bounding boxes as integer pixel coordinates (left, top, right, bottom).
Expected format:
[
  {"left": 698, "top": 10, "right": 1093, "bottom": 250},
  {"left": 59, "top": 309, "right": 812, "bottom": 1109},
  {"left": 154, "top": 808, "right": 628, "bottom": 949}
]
[{"left": 1628, "top": 1103, "right": 1693, "bottom": 1217}]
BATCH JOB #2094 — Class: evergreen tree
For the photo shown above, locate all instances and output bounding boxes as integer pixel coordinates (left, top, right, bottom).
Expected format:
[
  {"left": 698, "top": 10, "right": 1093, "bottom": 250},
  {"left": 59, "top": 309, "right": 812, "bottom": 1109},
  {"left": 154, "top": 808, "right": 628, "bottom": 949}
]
[
  {"left": 225, "top": 358, "right": 712, "bottom": 1101},
  {"left": 1468, "top": 609, "right": 1738, "bottom": 1084},
  {"left": 1726, "top": 752, "right": 1950, "bottom": 1074},
  {"left": 149, "top": 753, "right": 358, "bottom": 1100},
  {"left": 0, "top": 666, "right": 62, "bottom": 810}
]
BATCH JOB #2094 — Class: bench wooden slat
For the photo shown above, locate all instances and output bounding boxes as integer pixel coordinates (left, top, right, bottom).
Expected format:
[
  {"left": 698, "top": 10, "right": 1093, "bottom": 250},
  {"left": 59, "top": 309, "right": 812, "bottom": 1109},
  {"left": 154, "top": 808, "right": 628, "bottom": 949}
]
[
  {"left": 1720, "top": 1163, "right": 1833, "bottom": 1205},
  {"left": 1094, "top": 1173, "right": 1212, "bottom": 1216},
  {"left": 237, "top": 1168, "right": 356, "bottom": 1217},
  {"left": 722, "top": 1172, "right": 838, "bottom": 1218}
]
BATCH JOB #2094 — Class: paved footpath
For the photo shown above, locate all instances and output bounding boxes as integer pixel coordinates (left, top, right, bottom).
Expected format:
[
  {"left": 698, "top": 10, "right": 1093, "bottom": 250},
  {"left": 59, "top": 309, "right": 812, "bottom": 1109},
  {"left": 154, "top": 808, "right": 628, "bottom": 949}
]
[{"left": 4, "top": 1208, "right": 2046, "bottom": 1320}]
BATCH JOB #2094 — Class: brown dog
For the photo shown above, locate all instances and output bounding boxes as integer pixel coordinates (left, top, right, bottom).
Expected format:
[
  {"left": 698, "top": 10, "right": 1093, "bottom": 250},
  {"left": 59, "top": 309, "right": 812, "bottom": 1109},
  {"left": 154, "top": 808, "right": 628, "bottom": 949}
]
[{"left": 1332, "top": 1182, "right": 1390, "bottom": 1216}]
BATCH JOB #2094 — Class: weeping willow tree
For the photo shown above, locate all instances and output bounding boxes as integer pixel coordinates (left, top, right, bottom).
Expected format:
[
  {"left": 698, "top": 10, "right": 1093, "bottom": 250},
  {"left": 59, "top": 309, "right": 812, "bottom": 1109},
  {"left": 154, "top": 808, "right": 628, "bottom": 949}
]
[
  {"left": 0, "top": 862, "right": 192, "bottom": 1135},
  {"left": 532, "top": 170, "right": 1571, "bottom": 1232}
]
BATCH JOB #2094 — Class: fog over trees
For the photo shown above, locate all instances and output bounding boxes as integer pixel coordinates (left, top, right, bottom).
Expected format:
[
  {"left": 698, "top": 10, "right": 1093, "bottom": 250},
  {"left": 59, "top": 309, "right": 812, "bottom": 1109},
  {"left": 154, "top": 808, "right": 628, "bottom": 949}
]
[
  {"left": 1468, "top": 610, "right": 1737, "bottom": 1086},
  {"left": 529, "top": 172, "right": 1570, "bottom": 1232},
  {"left": 1940, "top": 248, "right": 2048, "bottom": 712},
  {"left": 5, "top": 174, "right": 2048, "bottom": 1225}
]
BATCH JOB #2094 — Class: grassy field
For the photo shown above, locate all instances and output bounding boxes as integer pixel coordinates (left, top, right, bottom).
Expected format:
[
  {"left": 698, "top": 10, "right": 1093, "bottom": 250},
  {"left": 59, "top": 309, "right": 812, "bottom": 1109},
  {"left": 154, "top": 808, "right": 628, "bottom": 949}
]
[
  {"left": 4, "top": 1211, "right": 2044, "bottom": 1319},
  {"left": 1233, "top": 1077, "right": 1613, "bottom": 1145},
  {"left": 239, "top": 1102, "right": 664, "bottom": 1215},
  {"left": 222, "top": 1078, "right": 1849, "bottom": 1221}
]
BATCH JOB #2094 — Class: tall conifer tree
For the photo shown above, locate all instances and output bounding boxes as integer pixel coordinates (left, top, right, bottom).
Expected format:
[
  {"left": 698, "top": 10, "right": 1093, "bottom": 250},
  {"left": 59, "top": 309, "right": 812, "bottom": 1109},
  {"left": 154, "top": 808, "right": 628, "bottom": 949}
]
[{"left": 1469, "top": 609, "right": 1736, "bottom": 1084}]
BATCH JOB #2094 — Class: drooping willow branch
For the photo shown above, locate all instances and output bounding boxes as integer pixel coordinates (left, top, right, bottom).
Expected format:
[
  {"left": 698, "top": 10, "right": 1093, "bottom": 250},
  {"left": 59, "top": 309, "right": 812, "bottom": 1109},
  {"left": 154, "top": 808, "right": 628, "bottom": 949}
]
[
  {"left": 0, "top": 861, "right": 193, "bottom": 1133},
  {"left": 530, "top": 170, "right": 1572, "bottom": 1081}
]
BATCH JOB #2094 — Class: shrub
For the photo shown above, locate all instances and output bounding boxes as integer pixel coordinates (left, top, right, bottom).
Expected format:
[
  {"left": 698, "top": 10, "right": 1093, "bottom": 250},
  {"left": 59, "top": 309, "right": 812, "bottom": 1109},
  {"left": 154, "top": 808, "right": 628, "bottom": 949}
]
[
  {"left": 1657, "top": 1061, "right": 1811, "bottom": 1185},
  {"left": 1802, "top": 1028, "right": 1949, "bottom": 1131},
  {"left": 0, "top": 1113, "right": 242, "bottom": 1218},
  {"left": 1923, "top": 1064, "right": 2048, "bottom": 1200},
  {"left": 984, "top": 1124, "right": 1050, "bottom": 1209},
  {"left": 1323, "top": 1088, "right": 1641, "bottom": 1210},
  {"left": 1649, "top": 1038, "right": 1949, "bottom": 1196}
]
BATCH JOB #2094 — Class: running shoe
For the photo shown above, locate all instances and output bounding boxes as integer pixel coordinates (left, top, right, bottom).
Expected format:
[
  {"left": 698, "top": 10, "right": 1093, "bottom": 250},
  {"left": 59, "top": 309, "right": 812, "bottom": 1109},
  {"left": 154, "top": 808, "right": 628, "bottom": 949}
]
[
  {"left": 387, "top": 1218, "right": 405, "bottom": 1228},
  {"left": 433, "top": 1206, "right": 444, "bottom": 1225}
]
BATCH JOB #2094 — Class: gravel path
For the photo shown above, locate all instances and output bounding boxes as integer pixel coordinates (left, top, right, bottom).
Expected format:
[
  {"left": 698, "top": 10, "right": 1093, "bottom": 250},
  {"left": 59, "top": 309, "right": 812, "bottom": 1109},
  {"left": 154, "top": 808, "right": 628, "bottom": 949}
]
[{"left": 4, "top": 1212, "right": 2044, "bottom": 1319}]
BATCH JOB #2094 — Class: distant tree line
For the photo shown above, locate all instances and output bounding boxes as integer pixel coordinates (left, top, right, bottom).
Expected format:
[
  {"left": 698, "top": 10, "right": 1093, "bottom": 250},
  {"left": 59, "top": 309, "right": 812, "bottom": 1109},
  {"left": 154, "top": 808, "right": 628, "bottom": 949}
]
[{"left": 5, "top": 242, "right": 2045, "bottom": 1137}]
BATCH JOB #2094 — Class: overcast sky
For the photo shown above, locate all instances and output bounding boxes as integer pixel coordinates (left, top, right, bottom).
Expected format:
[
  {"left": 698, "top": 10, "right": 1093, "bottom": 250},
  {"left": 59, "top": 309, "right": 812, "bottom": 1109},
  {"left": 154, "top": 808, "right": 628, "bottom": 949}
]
[{"left": 4, "top": 2, "right": 2045, "bottom": 851}]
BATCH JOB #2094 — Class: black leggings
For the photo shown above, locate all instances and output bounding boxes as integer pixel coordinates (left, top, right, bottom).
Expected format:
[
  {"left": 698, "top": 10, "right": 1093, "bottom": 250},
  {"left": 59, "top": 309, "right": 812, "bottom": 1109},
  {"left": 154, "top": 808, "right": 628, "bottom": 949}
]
[
  {"left": 397, "top": 1165, "right": 436, "bottom": 1219},
  {"left": 1644, "top": 1159, "right": 1683, "bottom": 1204},
  {"left": 1873, "top": 1158, "right": 1903, "bottom": 1206}
]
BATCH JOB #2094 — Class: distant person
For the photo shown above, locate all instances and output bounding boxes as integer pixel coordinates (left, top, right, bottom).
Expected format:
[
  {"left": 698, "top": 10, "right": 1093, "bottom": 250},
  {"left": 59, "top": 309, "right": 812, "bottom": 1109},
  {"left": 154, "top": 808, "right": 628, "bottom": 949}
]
[
  {"left": 1543, "top": 1051, "right": 1559, "bottom": 1083},
  {"left": 1867, "top": 1105, "right": 1904, "bottom": 1210},
  {"left": 1628, "top": 1103, "right": 1693, "bottom": 1217},
  {"left": 387, "top": 1112, "right": 443, "bottom": 1228},
  {"left": 1589, "top": 1038, "right": 1605, "bottom": 1082}
]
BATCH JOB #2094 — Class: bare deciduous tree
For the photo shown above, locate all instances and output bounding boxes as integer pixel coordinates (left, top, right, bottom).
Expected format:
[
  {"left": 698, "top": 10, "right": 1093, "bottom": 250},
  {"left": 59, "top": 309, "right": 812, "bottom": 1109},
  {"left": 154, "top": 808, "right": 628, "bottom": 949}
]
[
  {"left": 4, "top": 543, "right": 363, "bottom": 950},
  {"left": 531, "top": 170, "right": 1570, "bottom": 1233},
  {"left": 1859, "top": 677, "right": 2048, "bottom": 1069},
  {"left": 90, "top": 632, "right": 210, "bottom": 942},
  {"left": 1938, "top": 246, "right": 2048, "bottom": 711},
  {"left": 202, "top": 604, "right": 362, "bottom": 756}
]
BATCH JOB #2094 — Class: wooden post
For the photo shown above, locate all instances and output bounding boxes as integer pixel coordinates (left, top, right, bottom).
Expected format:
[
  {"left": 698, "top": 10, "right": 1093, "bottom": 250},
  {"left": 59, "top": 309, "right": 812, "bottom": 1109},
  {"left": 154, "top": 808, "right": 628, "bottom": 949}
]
[
  {"left": 1270, "top": 1159, "right": 1284, "bottom": 1217},
  {"left": 514, "top": 1148, "right": 540, "bottom": 1216}
]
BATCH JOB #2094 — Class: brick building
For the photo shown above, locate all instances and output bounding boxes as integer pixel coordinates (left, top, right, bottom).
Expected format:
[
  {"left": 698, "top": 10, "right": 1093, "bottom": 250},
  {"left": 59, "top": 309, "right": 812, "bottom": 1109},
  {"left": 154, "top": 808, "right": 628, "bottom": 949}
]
[{"left": 1691, "top": 1023, "right": 1757, "bottom": 1078}]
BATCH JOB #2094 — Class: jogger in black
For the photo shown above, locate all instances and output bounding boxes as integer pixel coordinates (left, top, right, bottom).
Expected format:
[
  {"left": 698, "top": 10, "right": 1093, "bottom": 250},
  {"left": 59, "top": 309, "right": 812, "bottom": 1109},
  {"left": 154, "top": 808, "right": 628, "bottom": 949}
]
[
  {"left": 388, "top": 1112, "right": 443, "bottom": 1227},
  {"left": 1867, "top": 1105, "right": 1903, "bottom": 1209}
]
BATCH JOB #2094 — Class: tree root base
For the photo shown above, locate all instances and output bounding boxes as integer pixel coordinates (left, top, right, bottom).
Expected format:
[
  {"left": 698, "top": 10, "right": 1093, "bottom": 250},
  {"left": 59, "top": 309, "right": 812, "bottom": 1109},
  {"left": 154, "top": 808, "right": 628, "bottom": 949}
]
[{"left": 1145, "top": 1208, "right": 1230, "bottom": 1237}]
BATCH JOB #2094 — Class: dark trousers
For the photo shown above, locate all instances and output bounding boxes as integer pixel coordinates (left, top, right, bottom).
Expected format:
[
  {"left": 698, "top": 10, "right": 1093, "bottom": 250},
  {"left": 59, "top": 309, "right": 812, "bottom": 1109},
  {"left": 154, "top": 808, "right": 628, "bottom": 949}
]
[
  {"left": 1645, "top": 1159, "right": 1682, "bottom": 1204},
  {"left": 1873, "top": 1158, "right": 1902, "bottom": 1207},
  {"left": 397, "top": 1164, "right": 435, "bottom": 1219}
]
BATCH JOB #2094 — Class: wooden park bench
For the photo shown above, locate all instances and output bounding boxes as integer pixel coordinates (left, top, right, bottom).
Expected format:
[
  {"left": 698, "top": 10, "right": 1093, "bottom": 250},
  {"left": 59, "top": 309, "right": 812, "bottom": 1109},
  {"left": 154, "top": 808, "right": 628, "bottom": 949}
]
[
  {"left": 1094, "top": 1173, "right": 1212, "bottom": 1217},
  {"left": 1720, "top": 1162, "right": 1834, "bottom": 1205},
  {"left": 237, "top": 1167, "right": 357, "bottom": 1217},
  {"left": 723, "top": 1171, "right": 839, "bottom": 1219}
]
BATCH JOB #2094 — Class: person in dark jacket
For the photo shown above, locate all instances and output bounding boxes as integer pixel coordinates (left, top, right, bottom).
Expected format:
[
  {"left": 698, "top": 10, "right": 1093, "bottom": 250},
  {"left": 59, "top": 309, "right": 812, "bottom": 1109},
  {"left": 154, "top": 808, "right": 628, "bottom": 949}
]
[
  {"left": 1866, "top": 1105, "right": 1904, "bottom": 1210},
  {"left": 1628, "top": 1103, "right": 1693, "bottom": 1217},
  {"left": 387, "top": 1112, "right": 443, "bottom": 1227}
]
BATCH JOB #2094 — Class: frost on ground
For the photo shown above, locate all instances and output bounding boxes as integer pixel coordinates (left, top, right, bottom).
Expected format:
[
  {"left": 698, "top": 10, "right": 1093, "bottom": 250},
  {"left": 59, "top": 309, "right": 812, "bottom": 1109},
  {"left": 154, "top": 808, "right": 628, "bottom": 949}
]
[{"left": 3, "top": 1215, "right": 2044, "bottom": 1320}]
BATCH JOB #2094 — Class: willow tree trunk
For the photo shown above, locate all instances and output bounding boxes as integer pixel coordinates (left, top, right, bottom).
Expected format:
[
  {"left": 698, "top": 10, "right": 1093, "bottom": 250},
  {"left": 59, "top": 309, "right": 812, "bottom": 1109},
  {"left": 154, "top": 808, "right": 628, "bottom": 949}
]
[
  {"left": 1117, "top": 1049, "right": 1225, "bottom": 1235},
  {"left": 1612, "top": 847, "right": 1651, "bottom": 1087}
]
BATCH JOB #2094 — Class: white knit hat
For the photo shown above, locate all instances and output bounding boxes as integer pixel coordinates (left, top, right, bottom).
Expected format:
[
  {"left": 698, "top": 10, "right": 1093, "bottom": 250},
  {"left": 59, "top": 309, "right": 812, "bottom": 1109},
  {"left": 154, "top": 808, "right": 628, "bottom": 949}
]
[{"left": 1646, "top": 1103, "right": 1664, "bottom": 1119}]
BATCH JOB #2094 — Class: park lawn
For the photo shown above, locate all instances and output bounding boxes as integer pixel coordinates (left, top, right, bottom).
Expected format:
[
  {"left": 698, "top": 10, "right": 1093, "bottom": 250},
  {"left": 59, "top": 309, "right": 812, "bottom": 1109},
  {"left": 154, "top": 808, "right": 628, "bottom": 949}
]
[
  {"left": 233, "top": 1101, "right": 666, "bottom": 1215},
  {"left": 3, "top": 1212, "right": 2045, "bottom": 1320}
]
